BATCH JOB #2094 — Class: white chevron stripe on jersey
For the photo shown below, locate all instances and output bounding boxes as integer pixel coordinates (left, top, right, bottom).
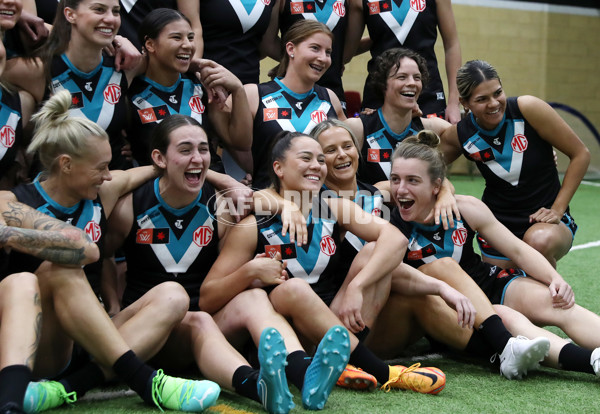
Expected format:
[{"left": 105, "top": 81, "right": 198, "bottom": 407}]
[
  {"left": 367, "top": 0, "right": 419, "bottom": 44},
  {"left": 138, "top": 214, "right": 214, "bottom": 274},
  {"left": 464, "top": 120, "right": 525, "bottom": 186},
  {"left": 229, "top": 0, "right": 268, "bottom": 33}
]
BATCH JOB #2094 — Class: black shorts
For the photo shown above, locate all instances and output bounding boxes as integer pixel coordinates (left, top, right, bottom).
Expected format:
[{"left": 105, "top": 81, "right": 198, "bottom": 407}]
[
  {"left": 471, "top": 267, "right": 528, "bottom": 305},
  {"left": 478, "top": 210, "right": 577, "bottom": 261}
]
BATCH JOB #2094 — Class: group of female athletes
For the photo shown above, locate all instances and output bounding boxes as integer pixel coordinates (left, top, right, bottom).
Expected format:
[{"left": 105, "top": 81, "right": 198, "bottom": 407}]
[{"left": 0, "top": 1, "right": 595, "bottom": 414}]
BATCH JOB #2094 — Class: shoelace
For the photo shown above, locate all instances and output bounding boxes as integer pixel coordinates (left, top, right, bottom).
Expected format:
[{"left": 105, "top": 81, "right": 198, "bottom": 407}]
[
  {"left": 151, "top": 369, "right": 195, "bottom": 412},
  {"left": 33, "top": 382, "right": 77, "bottom": 411},
  {"left": 380, "top": 363, "right": 422, "bottom": 392}
]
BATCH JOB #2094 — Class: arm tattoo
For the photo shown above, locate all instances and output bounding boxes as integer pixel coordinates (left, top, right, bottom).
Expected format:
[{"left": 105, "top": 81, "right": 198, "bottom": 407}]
[{"left": 1, "top": 201, "right": 94, "bottom": 265}]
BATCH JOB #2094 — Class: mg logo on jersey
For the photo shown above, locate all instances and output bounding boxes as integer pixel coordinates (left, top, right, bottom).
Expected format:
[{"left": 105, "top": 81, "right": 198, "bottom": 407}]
[
  {"left": 0, "top": 126, "right": 15, "bottom": 148},
  {"left": 189, "top": 95, "right": 205, "bottom": 114},
  {"left": 84, "top": 221, "right": 101, "bottom": 243},
  {"left": 103, "top": 84, "right": 121, "bottom": 104},
  {"left": 511, "top": 134, "right": 528, "bottom": 153},
  {"left": 261, "top": 0, "right": 271, "bottom": 4},
  {"left": 320, "top": 235, "right": 336, "bottom": 256},
  {"left": 193, "top": 226, "right": 213, "bottom": 247},
  {"left": 371, "top": 208, "right": 381, "bottom": 216},
  {"left": 311, "top": 110, "right": 327, "bottom": 124},
  {"left": 451, "top": 228, "right": 467, "bottom": 246},
  {"left": 333, "top": 1, "right": 346, "bottom": 16},
  {"left": 410, "top": 0, "right": 426, "bottom": 12}
]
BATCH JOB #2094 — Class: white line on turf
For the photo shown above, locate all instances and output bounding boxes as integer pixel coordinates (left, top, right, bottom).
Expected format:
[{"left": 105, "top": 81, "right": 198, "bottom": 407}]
[
  {"left": 581, "top": 180, "right": 600, "bottom": 187},
  {"left": 571, "top": 240, "right": 600, "bottom": 251}
]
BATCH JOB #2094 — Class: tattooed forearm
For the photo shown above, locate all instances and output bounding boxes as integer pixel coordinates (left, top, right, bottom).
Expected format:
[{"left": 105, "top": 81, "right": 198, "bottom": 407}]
[
  {"left": 0, "top": 225, "right": 91, "bottom": 265},
  {"left": 2, "top": 200, "right": 72, "bottom": 231}
]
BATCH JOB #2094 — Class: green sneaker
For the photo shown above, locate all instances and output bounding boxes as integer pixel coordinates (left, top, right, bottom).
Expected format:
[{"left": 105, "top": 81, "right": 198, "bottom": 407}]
[
  {"left": 23, "top": 381, "right": 76, "bottom": 413},
  {"left": 151, "top": 369, "right": 220, "bottom": 412}
]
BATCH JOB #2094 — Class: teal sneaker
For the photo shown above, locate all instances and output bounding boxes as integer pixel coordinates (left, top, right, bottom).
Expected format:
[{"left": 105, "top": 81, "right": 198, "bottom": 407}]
[
  {"left": 302, "top": 325, "right": 350, "bottom": 410},
  {"left": 151, "top": 369, "right": 220, "bottom": 412},
  {"left": 257, "top": 327, "right": 295, "bottom": 414},
  {"left": 23, "top": 381, "right": 76, "bottom": 413}
]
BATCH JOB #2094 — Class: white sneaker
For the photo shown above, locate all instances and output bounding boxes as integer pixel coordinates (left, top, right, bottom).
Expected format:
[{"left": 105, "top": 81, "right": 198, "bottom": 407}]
[
  {"left": 590, "top": 347, "right": 600, "bottom": 377},
  {"left": 499, "top": 336, "right": 550, "bottom": 380}
]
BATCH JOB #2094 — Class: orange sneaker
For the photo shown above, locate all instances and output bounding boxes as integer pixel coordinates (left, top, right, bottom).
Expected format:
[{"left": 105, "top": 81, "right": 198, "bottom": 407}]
[
  {"left": 336, "top": 365, "right": 377, "bottom": 391},
  {"left": 381, "top": 363, "right": 445, "bottom": 395}
]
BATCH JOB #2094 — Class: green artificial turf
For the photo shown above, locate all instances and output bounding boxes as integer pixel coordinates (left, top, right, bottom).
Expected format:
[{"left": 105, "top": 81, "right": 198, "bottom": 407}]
[{"left": 46, "top": 176, "right": 600, "bottom": 413}]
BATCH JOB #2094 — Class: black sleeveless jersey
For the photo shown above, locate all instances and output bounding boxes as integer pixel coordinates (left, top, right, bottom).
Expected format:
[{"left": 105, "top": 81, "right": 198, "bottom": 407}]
[
  {"left": 7, "top": 180, "right": 106, "bottom": 293},
  {"left": 252, "top": 78, "right": 337, "bottom": 188},
  {"left": 456, "top": 97, "right": 561, "bottom": 237},
  {"left": 361, "top": 0, "right": 445, "bottom": 114},
  {"left": 200, "top": 0, "right": 276, "bottom": 84},
  {"left": 127, "top": 73, "right": 207, "bottom": 165},
  {"left": 50, "top": 54, "right": 130, "bottom": 170},
  {"left": 118, "top": 0, "right": 177, "bottom": 50},
  {"left": 357, "top": 109, "right": 424, "bottom": 184},
  {"left": 122, "top": 178, "right": 220, "bottom": 311},
  {"left": 280, "top": 0, "right": 348, "bottom": 103},
  {"left": 255, "top": 196, "right": 343, "bottom": 302}
]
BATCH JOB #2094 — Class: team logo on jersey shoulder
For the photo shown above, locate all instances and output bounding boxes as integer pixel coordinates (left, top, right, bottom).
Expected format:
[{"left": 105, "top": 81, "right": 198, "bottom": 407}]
[
  {"left": 410, "top": 0, "right": 426, "bottom": 12},
  {"left": 368, "top": 0, "right": 392, "bottom": 14},
  {"left": 136, "top": 228, "right": 170, "bottom": 244},
  {"left": 451, "top": 228, "right": 467, "bottom": 246},
  {"left": 333, "top": 1, "right": 346, "bottom": 16},
  {"left": 0, "top": 125, "right": 15, "bottom": 148},
  {"left": 103, "top": 83, "right": 121, "bottom": 104},
  {"left": 511, "top": 134, "right": 528, "bottom": 153},
  {"left": 265, "top": 243, "right": 297, "bottom": 259},
  {"left": 84, "top": 221, "right": 102, "bottom": 243},
  {"left": 263, "top": 108, "right": 292, "bottom": 121},
  {"left": 320, "top": 235, "right": 336, "bottom": 256},
  {"left": 291, "top": 1, "right": 316, "bottom": 14},
  {"left": 193, "top": 226, "right": 213, "bottom": 247}
]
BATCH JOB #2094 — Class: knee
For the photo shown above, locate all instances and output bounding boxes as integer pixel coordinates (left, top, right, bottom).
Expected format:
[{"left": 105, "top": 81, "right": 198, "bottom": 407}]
[
  {"left": 151, "top": 282, "right": 189, "bottom": 320},
  {"left": 0, "top": 272, "right": 39, "bottom": 298},
  {"left": 420, "top": 257, "right": 459, "bottom": 280},
  {"left": 271, "top": 278, "right": 313, "bottom": 306},
  {"left": 523, "top": 227, "right": 558, "bottom": 257},
  {"left": 185, "top": 310, "right": 219, "bottom": 332}
]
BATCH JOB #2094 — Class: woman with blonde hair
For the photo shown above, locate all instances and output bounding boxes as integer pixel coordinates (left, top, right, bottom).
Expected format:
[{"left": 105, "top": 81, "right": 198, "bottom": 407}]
[{"left": 2, "top": 90, "right": 221, "bottom": 413}]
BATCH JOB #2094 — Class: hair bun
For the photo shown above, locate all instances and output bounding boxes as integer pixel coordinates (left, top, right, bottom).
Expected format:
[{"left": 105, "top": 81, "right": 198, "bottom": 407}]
[{"left": 34, "top": 90, "right": 72, "bottom": 126}]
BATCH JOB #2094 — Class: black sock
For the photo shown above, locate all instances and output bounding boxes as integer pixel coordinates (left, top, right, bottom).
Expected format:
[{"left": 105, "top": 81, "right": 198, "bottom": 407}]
[
  {"left": 478, "top": 315, "right": 513, "bottom": 354},
  {"left": 348, "top": 342, "right": 389, "bottom": 385},
  {"left": 285, "top": 350, "right": 311, "bottom": 391},
  {"left": 354, "top": 326, "right": 371, "bottom": 343},
  {"left": 232, "top": 365, "right": 260, "bottom": 403},
  {"left": 464, "top": 330, "right": 495, "bottom": 358},
  {"left": 112, "top": 350, "right": 156, "bottom": 404},
  {"left": 59, "top": 361, "right": 105, "bottom": 397},
  {"left": 558, "top": 343, "right": 594, "bottom": 375},
  {"left": 0, "top": 365, "right": 31, "bottom": 409}
]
